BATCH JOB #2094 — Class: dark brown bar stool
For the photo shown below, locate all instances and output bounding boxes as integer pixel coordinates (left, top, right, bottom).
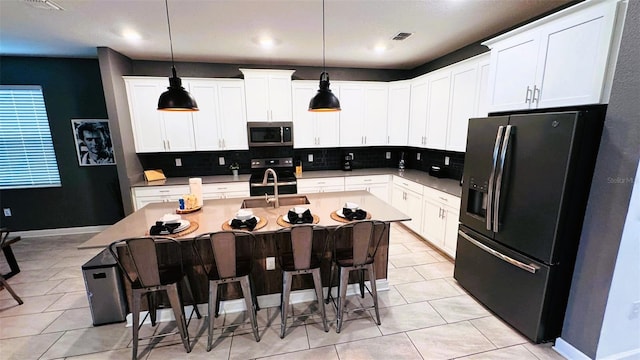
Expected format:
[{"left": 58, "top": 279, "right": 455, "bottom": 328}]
[
  {"left": 0, "top": 274, "right": 23, "bottom": 305},
  {"left": 192, "top": 231, "right": 260, "bottom": 351},
  {"left": 109, "top": 237, "right": 201, "bottom": 360},
  {"left": 275, "top": 225, "right": 329, "bottom": 338},
  {"left": 325, "top": 220, "right": 386, "bottom": 333}
]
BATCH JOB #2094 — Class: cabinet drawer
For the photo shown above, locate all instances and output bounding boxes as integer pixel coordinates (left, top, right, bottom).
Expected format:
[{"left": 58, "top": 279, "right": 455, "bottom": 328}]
[
  {"left": 133, "top": 185, "right": 189, "bottom": 198},
  {"left": 392, "top": 176, "right": 423, "bottom": 194},
  {"left": 297, "top": 177, "right": 344, "bottom": 187},
  {"left": 423, "top": 186, "right": 461, "bottom": 208},
  {"left": 344, "top": 175, "right": 389, "bottom": 186},
  {"left": 202, "top": 182, "right": 248, "bottom": 194}
]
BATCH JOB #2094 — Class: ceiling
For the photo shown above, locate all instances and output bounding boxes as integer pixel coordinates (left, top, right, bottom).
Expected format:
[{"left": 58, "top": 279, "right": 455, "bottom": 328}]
[{"left": 0, "top": 0, "right": 575, "bottom": 70}]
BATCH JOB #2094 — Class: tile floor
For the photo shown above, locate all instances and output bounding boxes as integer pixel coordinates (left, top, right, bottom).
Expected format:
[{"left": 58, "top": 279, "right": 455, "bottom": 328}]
[{"left": 0, "top": 224, "right": 567, "bottom": 359}]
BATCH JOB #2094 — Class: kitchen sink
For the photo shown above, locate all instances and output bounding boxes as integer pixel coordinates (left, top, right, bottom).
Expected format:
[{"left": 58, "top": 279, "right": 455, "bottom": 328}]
[{"left": 241, "top": 195, "right": 310, "bottom": 208}]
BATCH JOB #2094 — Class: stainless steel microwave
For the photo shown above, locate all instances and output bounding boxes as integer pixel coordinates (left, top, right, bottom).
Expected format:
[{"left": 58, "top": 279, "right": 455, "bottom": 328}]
[{"left": 247, "top": 122, "right": 293, "bottom": 147}]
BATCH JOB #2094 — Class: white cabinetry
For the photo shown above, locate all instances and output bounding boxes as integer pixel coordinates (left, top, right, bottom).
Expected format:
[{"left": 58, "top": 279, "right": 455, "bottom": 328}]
[
  {"left": 344, "top": 175, "right": 390, "bottom": 203},
  {"left": 188, "top": 79, "right": 247, "bottom": 150},
  {"left": 387, "top": 81, "right": 411, "bottom": 146},
  {"left": 202, "top": 182, "right": 249, "bottom": 200},
  {"left": 408, "top": 75, "right": 429, "bottom": 148},
  {"left": 297, "top": 177, "right": 345, "bottom": 194},
  {"left": 124, "top": 77, "right": 195, "bottom": 153},
  {"left": 131, "top": 185, "right": 189, "bottom": 211},
  {"left": 425, "top": 70, "right": 451, "bottom": 150},
  {"left": 291, "top": 81, "right": 340, "bottom": 148},
  {"left": 390, "top": 177, "right": 423, "bottom": 233},
  {"left": 421, "top": 187, "right": 461, "bottom": 258},
  {"left": 485, "top": 0, "right": 622, "bottom": 112},
  {"left": 337, "top": 82, "right": 388, "bottom": 147},
  {"left": 240, "top": 69, "right": 294, "bottom": 122}
]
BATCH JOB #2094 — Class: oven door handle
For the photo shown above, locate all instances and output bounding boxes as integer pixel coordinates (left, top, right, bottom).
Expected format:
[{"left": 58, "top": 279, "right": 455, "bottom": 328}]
[{"left": 250, "top": 181, "right": 298, "bottom": 187}]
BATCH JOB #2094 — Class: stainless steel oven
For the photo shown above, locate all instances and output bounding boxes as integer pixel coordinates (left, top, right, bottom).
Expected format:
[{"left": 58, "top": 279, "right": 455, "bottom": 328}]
[
  {"left": 249, "top": 157, "right": 297, "bottom": 196},
  {"left": 247, "top": 122, "right": 293, "bottom": 147}
]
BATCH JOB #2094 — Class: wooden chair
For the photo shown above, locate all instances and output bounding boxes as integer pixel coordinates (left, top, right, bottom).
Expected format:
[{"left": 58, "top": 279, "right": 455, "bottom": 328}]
[
  {"left": 192, "top": 231, "right": 260, "bottom": 351},
  {"left": 275, "top": 225, "right": 329, "bottom": 338},
  {"left": 325, "top": 220, "right": 387, "bottom": 333},
  {"left": 109, "top": 237, "right": 201, "bottom": 360}
]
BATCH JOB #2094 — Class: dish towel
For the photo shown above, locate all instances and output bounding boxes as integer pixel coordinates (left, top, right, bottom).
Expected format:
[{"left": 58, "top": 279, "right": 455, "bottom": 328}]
[
  {"left": 189, "top": 178, "right": 203, "bottom": 207},
  {"left": 287, "top": 209, "right": 314, "bottom": 224},
  {"left": 230, "top": 217, "right": 258, "bottom": 231},
  {"left": 342, "top": 208, "right": 367, "bottom": 220}
]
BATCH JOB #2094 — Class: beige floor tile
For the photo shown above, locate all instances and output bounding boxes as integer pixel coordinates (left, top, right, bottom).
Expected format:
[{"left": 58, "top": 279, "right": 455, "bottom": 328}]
[
  {"left": 524, "top": 342, "right": 567, "bottom": 360},
  {"left": 335, "top": 332, "right": 423, "bottom": 360},
  {"left": 0, "top": 293, "right": 62, "bottom": 317},
  {"left": 470, "top": 316, "right": 528, "bottom": 348},
  {"left": 39, "top": 322, "right": 131, "bottom": 359},
  {"left": 376, "top": 301, "right": 446, "bottom": 335},
  {"left": 0, "top": 311, "right": 63, "bottom": 339},
  {"left": 49, "top": 266, "right": 84, "bottom": 280},
  {"left": 403, "top": 239, "right": 437, "bottom": 253},
  {"left": 42, "top": 307, "right": 94, "bottom": 333},
  {"left": 258, "top": 345, "right": 339, "bottom": 360},
  {"left": 428, "top": 250, "right": 451, "bottom": 262},
  {"left": 429, "top": 295, "right": 491, "bottom": 323},
  {"left": 47, "top": 277, "right": 86, "bottom": 294},
  {"left": 0, "top": 332, "right": 64, "bottom": 360},
  {"left": 389, "top": 251, "right": 439, "bottom": 268},
  {"left": 14, "top": 258, "right": 59, "bottom": 271},
  {"left": 45, "top": 291, "right": 89, "bottom": 311},
  {"left": 50, "top": 255, "right": 94, "bottom": 269},
  {"left": 4, "top": 269, "right": 51, "bottom": 284},
  {"left": 147, "top": 332, "right": 232, "bottom": 360},
  {"left": 413, "top": 261, "right": 454, "bottom": 280},
  {"left": 407, "top": 321, "right": 496, "bottom": 359},
  {"left": 395, "top": 278, "right": 461, "bottom": 303},
  {"left": 357, "top": 286, "right": 408, "bottom": 309},
  {"left": 388, "top": 243, "right": 411, "bottom": 256},
  {"left": 387, "top": 266, "right": 425, "bottom": 285},
  {"left": 64, "top": 347, "right": 137, "bottom": 360},
  {"left": 307, "top": 316, "right": 382, "bottom": 348},
  {"left": 0, "top": 279, "right": 63, "bottom": 299},
  {"left": 229, "top": 325, "right": 309, "bottom": 360},
  {"left": 458, "top": 344, "right": 539, "bottom": 359}
]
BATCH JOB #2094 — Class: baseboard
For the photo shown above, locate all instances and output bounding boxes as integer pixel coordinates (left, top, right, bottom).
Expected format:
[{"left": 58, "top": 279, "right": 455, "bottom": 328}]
[
  {"left": 125, "top": 279, "right": 390, "bottom": 327},
  {"left": 554, "top": 337, "right": 592, "bottom": 360},
  {"left": 13, "top": 225, "right": 109, "bottom": 238},
  {"left": 600, "top": 348, "right": 640, "bottom": 360}
]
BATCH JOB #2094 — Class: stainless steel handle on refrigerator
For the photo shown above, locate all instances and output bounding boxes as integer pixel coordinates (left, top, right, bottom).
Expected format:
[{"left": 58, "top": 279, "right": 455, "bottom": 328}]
[
  {"left": 525, "top": 86, "right": 532, "bottom": 103},
  {"left": 493, "top": 125, "right": 513, "bottom": 233},
  {"left": 487, "top": 126, "right": 505, "bottom": 231},
  {"left": 458, "top": 230, "right": 539, "bottom": 274}
]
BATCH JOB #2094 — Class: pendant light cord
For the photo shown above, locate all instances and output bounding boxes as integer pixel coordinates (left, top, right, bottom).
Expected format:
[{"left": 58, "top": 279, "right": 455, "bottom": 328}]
[
  {"left": 164, "top": 0, "right": 175, "bottom": 68},
  {"left": 322, "top": 0, "right": 326, "bottom": 72}
]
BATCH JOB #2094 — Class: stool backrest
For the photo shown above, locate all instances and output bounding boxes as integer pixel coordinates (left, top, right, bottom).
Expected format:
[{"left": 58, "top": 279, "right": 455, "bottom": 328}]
[
  {"left": 276, "top": 225, "right": 327, "bottom": 270},
  {"left": 333, "top": 220, "right": 386, "bottom": 266},
  {"left": 193, "top": 231, "right": 256, "bottom": 279}
]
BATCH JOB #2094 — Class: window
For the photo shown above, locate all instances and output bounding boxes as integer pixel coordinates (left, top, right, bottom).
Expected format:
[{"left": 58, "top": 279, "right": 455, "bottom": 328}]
[{"left": 0, "top": 85, "right": 61, "bottom": 189}]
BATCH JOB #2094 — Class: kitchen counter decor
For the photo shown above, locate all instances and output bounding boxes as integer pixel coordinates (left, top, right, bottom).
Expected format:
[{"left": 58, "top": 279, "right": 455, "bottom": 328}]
[
  {"left": 330, "top": 210, "right": 371, "bottom": 223},
  {"left": 222, "top": 216, "right": 267, "bottom": 231},
  {"left": 146, "top": 220, "right": 199, "bottom": 238}
]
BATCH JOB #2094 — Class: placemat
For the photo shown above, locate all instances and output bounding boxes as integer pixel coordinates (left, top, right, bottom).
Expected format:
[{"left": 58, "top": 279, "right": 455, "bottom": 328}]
[
  {"left": 221, "top": 216, "right": 268, "bottom": 231},
  {"left": 276, "top": 214, "right": 320, "bottom": 227},
  {"left": 330, "top": 210, "right": 372, "bottom": 223},
  {"left": 176, "top": 205, "right": 202, "bottom": 214},
  {"left": 146, "top": 220, "right": 199, "bottom": 238}
]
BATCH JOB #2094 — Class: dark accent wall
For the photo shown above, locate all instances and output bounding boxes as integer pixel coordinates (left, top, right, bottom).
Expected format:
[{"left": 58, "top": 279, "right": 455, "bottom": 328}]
[
  {"left": 0, "top": 56, "right": 125, "bottom": 231},
  {"left": 561, "top": 0, "right": 640, "bottom": 357}
]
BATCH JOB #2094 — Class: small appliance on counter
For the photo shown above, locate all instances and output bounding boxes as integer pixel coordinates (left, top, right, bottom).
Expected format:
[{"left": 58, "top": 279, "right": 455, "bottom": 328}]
[
  {"left": 342, "top": 155, "right": 353, "bottom": 171},
  {"left": 429, "top": 165, "right": 448, "bottom": 178},
  {"left": 398, "top": 152, "right": 405, "bottom": 171}
]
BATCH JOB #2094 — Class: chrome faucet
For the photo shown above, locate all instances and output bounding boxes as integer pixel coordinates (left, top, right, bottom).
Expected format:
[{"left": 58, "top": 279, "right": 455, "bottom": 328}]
[{"left": 262, "top": 168, "right": 279, "bottom": 208}]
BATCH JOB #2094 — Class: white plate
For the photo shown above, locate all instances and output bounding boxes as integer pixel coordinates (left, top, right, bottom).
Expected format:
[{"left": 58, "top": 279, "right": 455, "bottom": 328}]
[
  {"left": 172, "top": 220, "right": 190, "bottom": 233},
  {"left": 336, "top": 209, "right": 346, "bottom": 218},
  {"left": 228, "top": 216, "right": 260, "bottom": 226}
]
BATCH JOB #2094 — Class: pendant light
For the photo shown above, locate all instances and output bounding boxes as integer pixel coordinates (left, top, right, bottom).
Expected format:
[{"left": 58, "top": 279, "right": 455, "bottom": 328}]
[
  {"left": 309, "top": 0, "right": 341, "bottom": 112},
  {"left": 157, "top": 0, "right": 198, "bottom": 111}
]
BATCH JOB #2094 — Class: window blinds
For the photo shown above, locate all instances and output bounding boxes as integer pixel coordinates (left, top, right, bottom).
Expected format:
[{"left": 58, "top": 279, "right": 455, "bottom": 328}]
[{"left": 0, "top": 85, "right": 61, "bottom": 189}]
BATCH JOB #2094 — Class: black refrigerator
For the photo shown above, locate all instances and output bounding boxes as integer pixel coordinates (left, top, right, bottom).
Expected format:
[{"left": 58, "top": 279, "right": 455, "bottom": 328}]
[{"left": 454, "top": 105, "right": 606, "bottom": 343}]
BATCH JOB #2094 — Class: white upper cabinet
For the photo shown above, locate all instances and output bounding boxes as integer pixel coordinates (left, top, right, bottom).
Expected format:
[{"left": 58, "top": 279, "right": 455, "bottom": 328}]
[
  {"left": 387, "top": 80, "right": 411, "bottom": 146},
  {"left": 475, "top": 57, "right": 491, "bottom": 118},
  {"left": 291, "top": 81, "right": 340, "bottom": 148},
  {"left": 337, "top": 81, "right": 388, "bottom": 147},
  {"left": 425, "top": 69, "right": 451, "bottom": 150},
  {"left": 240, "top": 69, "right": 295, "bottom": 122},
  {"left": 189, "top": 79, "right": 247, "bottom": 151},
  {"left": 337, "top": 83, "right": 365, "bottom": 146},
  {"left": 364, "top": 84, "right": 389, "bottom": 146},
  {"left": 124, "top": 77, "right": 195, "bottom": 153},
  {"left": 408, "top": 75, "right": 429, "bottom": 148},
  {"left": 485, "top": 0, "right": 623, "bottom": 112}
]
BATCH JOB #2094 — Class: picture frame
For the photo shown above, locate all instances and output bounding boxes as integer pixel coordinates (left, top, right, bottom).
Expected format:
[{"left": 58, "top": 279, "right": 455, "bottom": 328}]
[{"left": 71, "top": 119, "right": 116, "bottom": 166}]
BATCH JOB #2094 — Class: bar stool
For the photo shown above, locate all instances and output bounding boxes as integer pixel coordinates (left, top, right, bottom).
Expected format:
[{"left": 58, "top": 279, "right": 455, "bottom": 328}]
[
  {"left": 275, "top": 225, "right": 329, "bottom": 338},
  {"left": 192, "top": 231, "right": 260, "bottom": 351},
  {"left": 325, "top": 220, "right": 386, "bottom": 333},
  {"left": 0, "top": 274, "right": 23, "bottom": 305},
  {"left": 109, "top": 237, "right": 201, "bottom": 360}
]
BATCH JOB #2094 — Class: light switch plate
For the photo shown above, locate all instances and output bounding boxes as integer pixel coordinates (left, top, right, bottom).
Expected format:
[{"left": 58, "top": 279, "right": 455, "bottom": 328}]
[
  {"left": 445, "top": 156, "right": 450, "bottom": 165},
  {"left": 175, "top": 158, "right": 182, "bottom": 167},
  {"left": 417, "top": 153, "right": 421, "bottom": 161},
  {"left": 308, "top": 154, "right": 314, "bottom": 162},
  {"left": 218, "top": 157, "right": 225, "bottom": 166},
  {"left": 385, "top": 152, "right": 391, "bottom": 159},
  {"left": 3, "top": 208, "right": 11, "bottom": 217},
  {"left": 266, "top": 257, "right": 276, "bottom": 270}
]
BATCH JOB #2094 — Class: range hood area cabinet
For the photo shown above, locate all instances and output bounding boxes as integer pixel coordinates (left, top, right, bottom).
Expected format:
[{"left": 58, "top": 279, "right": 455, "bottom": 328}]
[
  {"left": 240, "top": 69, "right": 295, "bottom": 122},
  {"left": 292, "top": 81, "right": 340, "bottom": 149},
  {"left": 124, "top": 77, "right": 248, "bottom": 153},
  {"left": 484, "top": 0, "right": 625, "bottom": 113}
]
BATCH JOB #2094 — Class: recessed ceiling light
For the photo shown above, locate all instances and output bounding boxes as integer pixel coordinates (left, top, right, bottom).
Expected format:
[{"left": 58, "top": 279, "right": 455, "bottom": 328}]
[
  {"left": 122, "top": 29, "right": 143, "bottom": 43},
  {"left": 374, "top": 44, "right": 387, "bottom": 53},
  {"left": 259, "top": 37, "right": 275, "bottom": 49}
]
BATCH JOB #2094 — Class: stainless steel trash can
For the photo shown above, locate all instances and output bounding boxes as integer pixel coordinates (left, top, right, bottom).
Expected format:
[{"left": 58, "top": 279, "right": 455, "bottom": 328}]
[{"left": 82, "top": 248, "right": 127, "bottom": 326}]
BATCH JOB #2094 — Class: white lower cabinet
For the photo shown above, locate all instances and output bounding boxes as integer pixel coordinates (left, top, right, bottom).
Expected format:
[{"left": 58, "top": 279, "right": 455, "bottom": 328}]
[
  {"left": 344, "top": 175, "right": 390, "bottom": 203},
  {"left": 202, "top": 182, "right": 249, "bottom": 200},
  {"left": 131, "top": 185, "right": 190, "bottom": 211},
  {"left": 297, "top": 177, "right": 345, "bottom": 194},
  {"left": 390, "top": 177, "right": 423, "bottom": 233},
  {"left": 421, "top": 187, "right": 461, "bottom": 258}
]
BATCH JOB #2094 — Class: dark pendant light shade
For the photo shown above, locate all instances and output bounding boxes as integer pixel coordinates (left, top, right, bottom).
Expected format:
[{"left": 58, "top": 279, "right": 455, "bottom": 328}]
[
  {"left": 157, "top": 0, "right": 198, "bottom": 112},
  {"left": 158, "top": 67, "right": 199, "bottom": 111},
  {"left": 309, "top": 72, "right": 341, "bottom": 112}
]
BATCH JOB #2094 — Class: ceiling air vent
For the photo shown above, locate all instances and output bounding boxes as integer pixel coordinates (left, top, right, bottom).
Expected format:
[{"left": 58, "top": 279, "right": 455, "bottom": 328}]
[
  {"left": 21, "top": 0, "right": 64, "bottom": 11},
  {"left": 392, "top": 32, "right": 413, "bottom": 41}
]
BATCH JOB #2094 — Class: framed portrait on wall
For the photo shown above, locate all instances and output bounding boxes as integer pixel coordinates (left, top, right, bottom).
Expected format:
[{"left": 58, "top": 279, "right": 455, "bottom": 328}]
[{"left": 71, "top": 119, "right": 116, "bottom": 166}]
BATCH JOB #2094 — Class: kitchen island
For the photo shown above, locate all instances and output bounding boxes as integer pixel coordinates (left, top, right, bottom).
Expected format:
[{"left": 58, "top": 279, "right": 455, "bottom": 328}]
[{"left": 80, "top": 190, "right": 410, "bottom": 309}]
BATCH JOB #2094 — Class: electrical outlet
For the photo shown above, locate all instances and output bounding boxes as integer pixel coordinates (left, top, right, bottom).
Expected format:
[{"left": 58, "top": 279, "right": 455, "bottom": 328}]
[
  {"left": 445, "top": 156, "right": 450, "bottom": 166},
  {"left": 385, "top": 152, "right": 391, "bottom": 159},
  {"left": 417, "top": 153, "right": 421, "bottom": 161},
  {"left": 218, "top": 157, "right": 225, "bottom": 166},
  {"left": 175, "top": 158, "right": 182, "bottom": 167},
  {"left": 308, "top": 154, "right": 314, "bottom": 162},
  {"left": 630, "top": 300, "right": 640, "bottom": 319},
  {"left": 3, "top": 208, "right": 11, "bottom": 217},
  {"left": 266, "top": 257, "right": 276, "bottom": 270}
]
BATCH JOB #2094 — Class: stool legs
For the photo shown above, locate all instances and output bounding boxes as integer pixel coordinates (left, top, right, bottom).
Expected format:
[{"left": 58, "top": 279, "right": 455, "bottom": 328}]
[
  {"left": 131, "top": 289, "right": 142, "bottom": 360},
  {"left": 311, "top": 269, "right": 329, "bottom": 333},
  {"left": 367, "top": 264, "right": 381, "bottom": 325},
  {"left": 166, "top": 284, "right": 191, "bottom": 353},
  {"left": 239, "top": 276, "right": 260, "bottom": 342},
  {"left": 336, "top": 267, "right": 350, "bottom": 333},
  {"left": 0, "top": 275, "right": 22, "bottom": 305},
  {"left": 280, "top": 272, "right": 293, "bottom": 338},
  {"left": 207, "top": 281, "right": 219, "bottom": 352}
]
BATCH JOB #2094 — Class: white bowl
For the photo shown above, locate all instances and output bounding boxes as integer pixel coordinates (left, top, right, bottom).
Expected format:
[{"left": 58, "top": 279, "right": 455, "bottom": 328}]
[
  {"left": 291, "top": 207, "right": 308, "bottom": 215},
  {"left": 160, "top": 213, "right": 181, "bottom": 224},
  {"left": 344, "top": 202, "right": 359, "bottom": 210},
  {"left": 235, "top": 209, "right": 254, "bottom": 221}
]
